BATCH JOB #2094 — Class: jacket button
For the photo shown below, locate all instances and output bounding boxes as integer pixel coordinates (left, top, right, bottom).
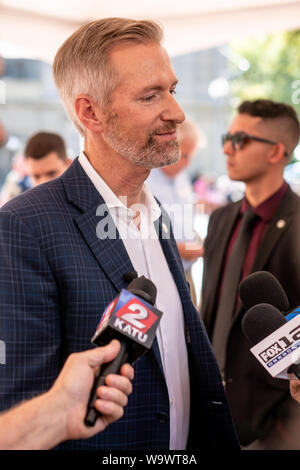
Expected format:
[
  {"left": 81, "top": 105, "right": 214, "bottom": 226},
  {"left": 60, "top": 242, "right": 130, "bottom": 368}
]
[{"left": 157, "top": 412, "right": 169, "bottom": 423}]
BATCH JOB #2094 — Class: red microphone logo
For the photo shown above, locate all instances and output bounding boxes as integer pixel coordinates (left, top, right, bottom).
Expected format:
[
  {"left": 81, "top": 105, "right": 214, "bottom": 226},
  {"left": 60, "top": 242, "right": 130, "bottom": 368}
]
[{"left": 113, "top": 297, "right": 158, "bottom": 344}]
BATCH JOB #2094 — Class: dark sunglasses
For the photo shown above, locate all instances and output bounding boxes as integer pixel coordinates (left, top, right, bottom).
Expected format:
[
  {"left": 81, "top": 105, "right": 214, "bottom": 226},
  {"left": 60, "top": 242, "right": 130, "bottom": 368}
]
[{"left": 221, "top": 131, "right": 289, "bottom": 157}]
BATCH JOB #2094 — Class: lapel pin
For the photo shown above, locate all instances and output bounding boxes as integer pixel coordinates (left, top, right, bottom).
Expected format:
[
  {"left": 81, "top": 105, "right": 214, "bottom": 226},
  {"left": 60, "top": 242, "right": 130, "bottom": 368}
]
[
  {"left": 162, "top": 223, "right": 169, "bottom": 234},
  {"left": 276, "top": 219, "right": 286, "bottom": 229}
]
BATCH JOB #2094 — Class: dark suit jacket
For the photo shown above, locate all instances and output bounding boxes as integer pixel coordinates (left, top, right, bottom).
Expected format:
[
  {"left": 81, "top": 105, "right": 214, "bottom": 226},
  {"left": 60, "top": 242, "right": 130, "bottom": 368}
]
[
  {"left": 0, "top": 158, "right": 238, "bottom": 450},
  {"left": 201, "top": 185, "right": 300, "bottom": 448}
]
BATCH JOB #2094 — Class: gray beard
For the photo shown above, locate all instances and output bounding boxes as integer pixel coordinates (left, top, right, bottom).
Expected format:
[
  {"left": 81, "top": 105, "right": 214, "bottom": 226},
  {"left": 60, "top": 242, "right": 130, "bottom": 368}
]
[{"left": 103, "top": 112, "right": 180, "bottom": 169}]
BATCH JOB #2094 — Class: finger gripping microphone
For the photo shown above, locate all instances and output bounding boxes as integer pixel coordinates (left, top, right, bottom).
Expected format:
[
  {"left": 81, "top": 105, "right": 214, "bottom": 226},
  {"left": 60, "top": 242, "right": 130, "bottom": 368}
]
[
  {"left": 242, "top": 303, "right": 300, "bottom": 380},
  {"left": 84, "top": 275, "right": 162, "bottom": 427},
  {"left": 238, "top": 271, "right": 290, "bottom": 312}
]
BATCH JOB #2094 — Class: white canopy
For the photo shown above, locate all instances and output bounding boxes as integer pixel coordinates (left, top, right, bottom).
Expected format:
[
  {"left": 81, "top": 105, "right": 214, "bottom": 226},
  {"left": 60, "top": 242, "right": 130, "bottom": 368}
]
[{"left": 1, "top": 0, "right": 300, "bottom": 61}]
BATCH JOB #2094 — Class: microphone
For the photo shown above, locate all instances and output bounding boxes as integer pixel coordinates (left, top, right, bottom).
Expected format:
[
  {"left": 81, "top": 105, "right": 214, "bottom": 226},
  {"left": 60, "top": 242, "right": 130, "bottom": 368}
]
[
  {"left": 238, "top": 271, "right": 289, "bottom": 312},
  {"left": 239, "top": 271, "right": 300, "bottom": 321},
  {"left": 242, "top": 303, "right": 300, "bottom": 380},
  {"left": 242, "top": 303, "right": 286, "bottom": 344},
  {"left": 123, "top": 272, "right": 137, "bottom": 283},
  {"left": 84, "top": 275, "right": 162, "bottom": 427}
]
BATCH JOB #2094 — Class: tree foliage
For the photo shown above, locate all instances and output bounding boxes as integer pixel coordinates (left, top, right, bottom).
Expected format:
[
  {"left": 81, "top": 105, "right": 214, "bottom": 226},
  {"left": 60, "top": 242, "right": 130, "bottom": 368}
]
[
  {"left": 229, "top": 30, "right": 300, "bottom": 109},
  {"left": 229, "top": 30, "right": 300, "bottom": 162}
]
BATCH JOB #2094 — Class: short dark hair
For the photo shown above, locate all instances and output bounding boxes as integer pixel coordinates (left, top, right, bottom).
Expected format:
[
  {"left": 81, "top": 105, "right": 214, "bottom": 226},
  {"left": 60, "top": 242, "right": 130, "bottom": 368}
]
[
  {"left": 24, "top": 132, "right": 67, "bottom": 161},
  {"left": 238, "top": 99, "right": 300, "bottom": 153},
  {"left": 238, "top": 99, "right": 299, "bottom": 123}
]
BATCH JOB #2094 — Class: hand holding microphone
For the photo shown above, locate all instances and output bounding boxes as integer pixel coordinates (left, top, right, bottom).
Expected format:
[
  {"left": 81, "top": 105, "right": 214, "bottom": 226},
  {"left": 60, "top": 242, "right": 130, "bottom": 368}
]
[
  {"left": 85, "top": 275, "right": 162, "bottom": 427},
  {"left": 0, "top": 341, "right": 134, "bottom": 450}
]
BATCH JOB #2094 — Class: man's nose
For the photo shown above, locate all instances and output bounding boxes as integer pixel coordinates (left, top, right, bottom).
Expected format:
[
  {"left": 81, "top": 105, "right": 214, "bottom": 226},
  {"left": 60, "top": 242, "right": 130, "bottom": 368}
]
[
  {"left": 161, "top": 94, "right": 185, "bottom": 124},
  {"left": 223, "top": 139, "right": 234, "bottom": 156}
]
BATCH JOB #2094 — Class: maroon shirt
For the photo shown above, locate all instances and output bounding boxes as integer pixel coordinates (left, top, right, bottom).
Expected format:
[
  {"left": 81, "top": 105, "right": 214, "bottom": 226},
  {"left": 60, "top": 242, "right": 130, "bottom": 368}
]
[{"left": 219, "top": 182, "right": 288, "bottom": 303}]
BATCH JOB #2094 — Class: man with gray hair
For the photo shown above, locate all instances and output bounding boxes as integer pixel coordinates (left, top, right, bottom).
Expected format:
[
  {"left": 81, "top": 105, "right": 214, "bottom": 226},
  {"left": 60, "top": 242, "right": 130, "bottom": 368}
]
[{"left": 0, "top": 18, "right": 238, "bottom": 450}]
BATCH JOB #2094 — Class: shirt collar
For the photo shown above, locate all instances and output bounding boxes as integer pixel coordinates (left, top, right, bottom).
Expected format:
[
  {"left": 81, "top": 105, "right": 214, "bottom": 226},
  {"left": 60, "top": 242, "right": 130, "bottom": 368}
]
[
  {"left": 241, "top": 181, "right": 288, "bottom": 222},
  {"left": 78, "top": 151, "right": 161, "bottom": 224}
]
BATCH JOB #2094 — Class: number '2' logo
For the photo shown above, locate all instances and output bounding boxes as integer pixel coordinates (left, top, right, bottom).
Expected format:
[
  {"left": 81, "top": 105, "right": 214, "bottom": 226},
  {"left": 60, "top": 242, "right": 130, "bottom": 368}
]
[
  {"left": 122, "top": 303, "right": 149, "bottom": 329},
  {"left": 115, "top": 298, "right": 158, "bottom": 332}
]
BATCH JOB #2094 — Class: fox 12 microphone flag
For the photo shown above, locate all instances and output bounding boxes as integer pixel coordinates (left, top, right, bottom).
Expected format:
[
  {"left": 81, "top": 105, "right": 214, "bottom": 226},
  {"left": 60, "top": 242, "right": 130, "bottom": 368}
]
[{"left": 250, "top": 315, "right": 300, "bottom": 380}]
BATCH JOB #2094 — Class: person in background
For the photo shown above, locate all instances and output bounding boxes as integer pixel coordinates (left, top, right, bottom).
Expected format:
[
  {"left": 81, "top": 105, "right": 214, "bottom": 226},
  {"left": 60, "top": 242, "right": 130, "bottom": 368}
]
[
  {"left": 201, "top": 99, "right": 300, "bottom": 450},
  {"left": 24, "top": 131, "right": 70, "bottom": 186},
  {"left": 0, "top": 131, "right": 70, "bottom": 205},
  {"left": 0, "top": 340, "right": 133, "bottom": 450},
  {"left": 0, "top": 154, "right": 31, "bottom": 206},
  {"left": 147, "top": 119, "right": 205, "bottom": 303}
]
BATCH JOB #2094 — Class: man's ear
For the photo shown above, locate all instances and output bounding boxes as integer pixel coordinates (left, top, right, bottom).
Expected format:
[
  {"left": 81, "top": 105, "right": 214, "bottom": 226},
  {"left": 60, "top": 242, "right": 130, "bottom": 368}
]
[
  {"left": 74, "top": 95, "right": 104, "bottom": 133},
  {"left": 269, "top": 142, "right": 287, "bottom": 164}
]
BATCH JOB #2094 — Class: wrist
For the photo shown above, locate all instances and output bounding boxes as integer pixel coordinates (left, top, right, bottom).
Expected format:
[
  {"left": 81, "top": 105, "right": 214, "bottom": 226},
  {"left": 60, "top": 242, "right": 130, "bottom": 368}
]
[{"left": 40, "top": 388, "right": 70, "bottom": 446}]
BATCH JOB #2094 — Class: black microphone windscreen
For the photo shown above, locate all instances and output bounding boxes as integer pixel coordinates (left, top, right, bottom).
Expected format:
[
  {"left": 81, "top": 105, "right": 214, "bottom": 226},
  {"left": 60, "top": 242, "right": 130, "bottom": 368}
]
[
  {"left": 242, "top": 303, "right": 287, "bottom": 345},
  {"left": 127, "top": 275, "right": 157, "bottom": 305},
  {"left": 239, "top": 271, "right": 289, "bottom": 312},
  {"left": 123, "top": 272, "right": 137, "bottom": 283}
]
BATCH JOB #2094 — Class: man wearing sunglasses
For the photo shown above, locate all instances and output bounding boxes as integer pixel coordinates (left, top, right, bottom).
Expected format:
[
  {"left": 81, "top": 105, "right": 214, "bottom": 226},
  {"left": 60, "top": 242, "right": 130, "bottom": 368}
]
[{"left": 201, "top": 99, "right": 300, "bottom": 449}]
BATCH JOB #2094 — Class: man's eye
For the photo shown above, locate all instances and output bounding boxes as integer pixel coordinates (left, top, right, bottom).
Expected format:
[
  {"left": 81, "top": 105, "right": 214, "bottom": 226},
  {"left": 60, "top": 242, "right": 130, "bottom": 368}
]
[
  {"left": 170, "top": 89, "right": 177, "bottom": 95},
  {"left": 143, "top": 95, "right": 156, "bottom": 102}
]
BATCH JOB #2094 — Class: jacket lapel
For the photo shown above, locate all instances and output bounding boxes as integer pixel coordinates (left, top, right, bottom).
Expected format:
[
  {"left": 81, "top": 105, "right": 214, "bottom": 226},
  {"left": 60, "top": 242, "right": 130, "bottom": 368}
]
[
  {"left": 143, "top": 213, "right": 190, "bottom": 375},
  {"left": 154, "top": 212, "right": 197, "bottom": 340},
  {"left": 209, "top": 203, "right": 241, "bottom": 289},
  {"left": 251, "top": 187, "right": 297, "bottom": 272},
  {"left": 74, "top": 207, "right": 137, "bottom": 292},
  {"left": 154, "top": 214, "right": 190, "bottom": 298},
  {"left": 61, "top": 159, "right": 137, "bottom": 293},
  {"left": 202, "top": 202, "right": 241, "bottom": 331}
]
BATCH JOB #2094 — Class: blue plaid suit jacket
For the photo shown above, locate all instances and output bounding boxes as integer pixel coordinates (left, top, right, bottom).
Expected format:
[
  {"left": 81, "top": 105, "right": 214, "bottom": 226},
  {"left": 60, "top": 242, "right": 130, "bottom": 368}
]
[{"left": 0, "top": 158, "right": 239, "bottom": 450}]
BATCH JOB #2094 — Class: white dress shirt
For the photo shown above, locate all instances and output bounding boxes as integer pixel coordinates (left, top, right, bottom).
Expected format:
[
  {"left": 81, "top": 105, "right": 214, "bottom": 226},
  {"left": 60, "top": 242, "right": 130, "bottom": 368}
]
[
  {"left": 79, "top": 152, "right": 190, "bottom": 450},
  {"left": 147, "top": 168, "right": 197, "bottom": 272}
]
